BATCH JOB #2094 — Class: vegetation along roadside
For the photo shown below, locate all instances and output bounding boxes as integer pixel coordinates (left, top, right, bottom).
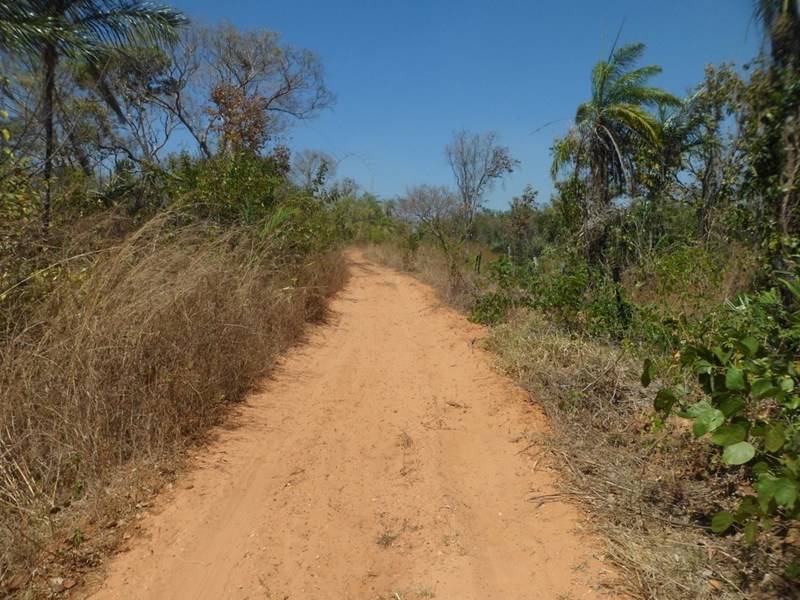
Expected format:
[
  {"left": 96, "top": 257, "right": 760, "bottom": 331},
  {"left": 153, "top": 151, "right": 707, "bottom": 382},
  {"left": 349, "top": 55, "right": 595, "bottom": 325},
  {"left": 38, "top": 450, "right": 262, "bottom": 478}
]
[
  {"left": 0, "top": 2, "right": 353, "bottom": 597},
  {"left": 362, "top": 4, "right": 800, "bottom": 598},
  {"left": 2, "top": 1, "right": 800, "bottom": 599}
]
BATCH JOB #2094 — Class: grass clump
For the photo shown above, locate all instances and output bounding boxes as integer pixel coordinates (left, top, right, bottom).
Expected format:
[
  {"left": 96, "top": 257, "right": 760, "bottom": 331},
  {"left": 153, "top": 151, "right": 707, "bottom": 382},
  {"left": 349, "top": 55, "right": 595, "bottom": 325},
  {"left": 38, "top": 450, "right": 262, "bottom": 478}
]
[{"left": 0, "top": 211, "right": 347, "bottom": 597}]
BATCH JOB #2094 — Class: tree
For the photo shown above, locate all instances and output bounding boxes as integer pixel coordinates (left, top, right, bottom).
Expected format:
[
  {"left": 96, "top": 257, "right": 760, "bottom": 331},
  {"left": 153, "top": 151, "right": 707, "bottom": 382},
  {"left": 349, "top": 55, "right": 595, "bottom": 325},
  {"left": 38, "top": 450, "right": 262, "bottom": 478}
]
[
  {"left": 155, "top": 23, "right": 335, "bottom": 158},
  {"left": 291, "top": 149, "right": 336, "bottom": 193},
  {"left": 552, "top": 42, "right": 679, "bottom": 267},
  {"left": 753, "top": 0, "right": 800, "bottom": 67},
  {"left": 78, "top": 45, "right": 182, "bottom": 167},
  {"left": 506, "top": 184, "right": 539, "bottom": 261},
  {"left": 746, "top": 1, "right": 800, "bottom": 248},
  {"left": 445, "top": 129, "right": 517, "bottom": 248},
  {"left": 680, "top": 65, "right": 744, "bottom": 241},
  {"left": 397, "top": 184, "right": 462, "bottom": 279},
  {"left": 0, "top": 0, "right": 187, "bottom": 229}
]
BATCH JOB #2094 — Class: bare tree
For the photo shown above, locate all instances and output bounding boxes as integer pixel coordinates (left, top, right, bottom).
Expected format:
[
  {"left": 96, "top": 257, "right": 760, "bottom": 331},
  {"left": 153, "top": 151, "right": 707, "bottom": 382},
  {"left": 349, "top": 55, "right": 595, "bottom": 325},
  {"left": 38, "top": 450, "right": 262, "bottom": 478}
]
[
  {"left": 78, "top": 46, "right": 182, "bottom": 167},
  {"left": 445, "top": 129, "right": 518, "bottom": 245},
  {"left": 156, "top": 23, "right": 335, "bottom": 158},
  {"left": 291, "top": 149, "right": 336, "bottom": 192},
  {"left": 397, "top": 184, "right": 462, "bottom": 277}
]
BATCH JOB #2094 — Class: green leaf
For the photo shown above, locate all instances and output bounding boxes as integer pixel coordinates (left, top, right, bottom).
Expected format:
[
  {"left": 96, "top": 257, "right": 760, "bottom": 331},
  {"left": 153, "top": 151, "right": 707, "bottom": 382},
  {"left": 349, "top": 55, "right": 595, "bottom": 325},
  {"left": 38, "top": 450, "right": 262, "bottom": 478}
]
[
  {"left": 718, "top": 396, "right": 747, "bottom": 417},
  {"left": 722, "top": 441, "right": 756, "bottom": 465},
  {"left": 711, "top": 424, "right": 747, "bottom": 447},
  {"left": 712, "top": 346, "right": 732, "bottom": 364},
  {"left": 744, "top": 519, "right": 759, "bottom": 544},
  {"left": 641, "top": 359, "right": 656, "bottom": 388},
  {"left": 654, "top": 388, "right": 677, "bottom": 412},
  {"left": 679, "top": 401, "right": 712, "bottom": 419},
  {"left": 765, "top": 424, "right": 786, "bottom": 453},
  {"left": 736, "top": 496, "right": 760, "bottom": 520},
  {"left": 781, "top": 377, "right": 796, "bottom": 392},
  {"left": 711, "top": 510, "right": 735, "bottom": 533},
  {"left": 755, "top": 475, "right": 779, "bottom": 502},
  {"left": 736, "top": 337, "right": 759, "bottom": 356},
  {"left": 694, "top": 360, "right": 713, "bottom": 375},
  {"left": 725, "top": 367, "right": 746, "bottom": 391},
  {"left": 693, "top": 409, "right": 725, "bottom": 437},
  {"left": 774, "top": 479, "right": 798, "bottom": 509},
  {"left": 751, "top": 378, "right": 781, "bottom": 400},
  {"left": 751, "top": 461, "right": 771, "bottom": 476}
]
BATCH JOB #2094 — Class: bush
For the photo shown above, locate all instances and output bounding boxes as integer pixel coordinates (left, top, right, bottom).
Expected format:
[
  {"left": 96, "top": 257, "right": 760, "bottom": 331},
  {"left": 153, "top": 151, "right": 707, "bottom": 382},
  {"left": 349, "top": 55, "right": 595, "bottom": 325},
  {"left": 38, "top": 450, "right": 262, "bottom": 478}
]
[
  {"left": 469, "top": 251, "right": 634, "bottom": 338},
  {"left": 167, "top": 153, "right": 286, "bottom": 224},
  {"left": 645, "top": 272, "right": 800, "bottom": 549}
]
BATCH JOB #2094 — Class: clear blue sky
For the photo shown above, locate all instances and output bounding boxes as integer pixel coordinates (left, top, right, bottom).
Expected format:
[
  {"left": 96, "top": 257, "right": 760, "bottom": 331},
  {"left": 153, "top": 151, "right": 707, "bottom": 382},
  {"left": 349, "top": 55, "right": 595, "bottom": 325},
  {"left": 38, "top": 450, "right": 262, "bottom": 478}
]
[{"left": 168, "top": 0, "right": 760, "bottom": 210}]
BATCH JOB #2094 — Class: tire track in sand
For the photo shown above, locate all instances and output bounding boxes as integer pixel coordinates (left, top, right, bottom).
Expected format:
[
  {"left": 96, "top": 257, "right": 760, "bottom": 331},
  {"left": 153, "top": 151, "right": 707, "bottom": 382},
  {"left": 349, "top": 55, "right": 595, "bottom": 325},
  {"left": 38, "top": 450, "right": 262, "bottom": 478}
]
[{"left": 88, "top": 250, "right": 617, "bottom": 600}]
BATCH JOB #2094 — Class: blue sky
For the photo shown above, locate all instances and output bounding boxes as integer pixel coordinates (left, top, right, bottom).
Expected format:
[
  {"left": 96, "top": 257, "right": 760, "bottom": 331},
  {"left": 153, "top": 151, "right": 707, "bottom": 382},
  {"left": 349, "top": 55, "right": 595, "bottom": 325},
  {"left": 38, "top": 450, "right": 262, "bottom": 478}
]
[{"left": 168, "top": 1, "right": 760, "bottom": 210}]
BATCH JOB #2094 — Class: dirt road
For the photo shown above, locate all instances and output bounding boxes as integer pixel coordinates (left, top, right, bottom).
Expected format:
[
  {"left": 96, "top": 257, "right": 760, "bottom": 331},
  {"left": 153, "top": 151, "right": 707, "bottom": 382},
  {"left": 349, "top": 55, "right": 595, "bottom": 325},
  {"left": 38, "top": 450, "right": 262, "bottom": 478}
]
[{"left": 89, "top": 251, "right": 615, "bottom": 600}]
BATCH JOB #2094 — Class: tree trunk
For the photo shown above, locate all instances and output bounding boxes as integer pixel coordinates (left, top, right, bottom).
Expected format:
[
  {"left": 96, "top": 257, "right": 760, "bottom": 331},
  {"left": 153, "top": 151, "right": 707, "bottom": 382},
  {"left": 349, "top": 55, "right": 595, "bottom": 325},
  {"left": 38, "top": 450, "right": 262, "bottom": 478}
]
[
  {"left": 778, "top": 107, "right": 799, "bottom": 238},
  {"left": 42, "top": 43, "right": 57, "bottom": 232},
  {"left": 583, "top": 153, "right": 609, "bottom": 271}
]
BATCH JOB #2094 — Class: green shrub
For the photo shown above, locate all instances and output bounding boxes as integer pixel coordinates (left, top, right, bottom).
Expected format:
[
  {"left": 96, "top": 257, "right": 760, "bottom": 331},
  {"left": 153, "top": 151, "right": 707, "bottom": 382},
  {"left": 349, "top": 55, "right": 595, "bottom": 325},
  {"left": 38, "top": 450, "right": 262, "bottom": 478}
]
[
  {"left": 167, "top": 153, "right": 285, "bottom": 224},
  {"left": 645, "top": 273, "right": 800, "bottom": 545}
]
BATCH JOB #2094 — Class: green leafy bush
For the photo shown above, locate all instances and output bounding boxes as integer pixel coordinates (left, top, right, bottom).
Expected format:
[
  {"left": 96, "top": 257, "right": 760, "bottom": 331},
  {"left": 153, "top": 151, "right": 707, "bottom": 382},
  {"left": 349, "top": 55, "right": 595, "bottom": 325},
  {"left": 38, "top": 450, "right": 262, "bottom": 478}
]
[
  {"left": 469, "top": 252, "right": 634, "bottom": 338},
  {"left": 644, "top": 275, "right": 800, "bottom": 543},
  {"left": 167, "top": 153, "right": 284, "bottom": 224}
]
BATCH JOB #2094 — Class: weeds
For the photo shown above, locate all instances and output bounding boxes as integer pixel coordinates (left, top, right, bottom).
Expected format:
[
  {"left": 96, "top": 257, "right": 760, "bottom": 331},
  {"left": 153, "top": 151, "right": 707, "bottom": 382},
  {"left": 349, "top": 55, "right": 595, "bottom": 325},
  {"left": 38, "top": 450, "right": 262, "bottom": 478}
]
[
  {"left": 376, "top": 531, "right": 400, "bottom": 548},
  {"left": 397, "top": 431, "right": 413, "bottom": 448},
  {"left": 372, "top": 585, "right": 436, "bottom": 600}
]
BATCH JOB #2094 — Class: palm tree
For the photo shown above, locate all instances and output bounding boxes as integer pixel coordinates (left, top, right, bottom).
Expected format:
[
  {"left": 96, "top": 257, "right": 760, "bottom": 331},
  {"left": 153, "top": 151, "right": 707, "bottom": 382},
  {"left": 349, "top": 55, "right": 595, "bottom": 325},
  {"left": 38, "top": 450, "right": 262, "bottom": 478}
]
[
  {"left": 749, "top": 1, "right": 800, "bottom": 244},
  {"left": 0, "top": 0, "right": 187, "bottom": 229},
  {"left": 552, "top": 42, "right": 679, "bottom": 265},
  {"left": 753, "top": 0, "right": 800, "bottom": 66}
]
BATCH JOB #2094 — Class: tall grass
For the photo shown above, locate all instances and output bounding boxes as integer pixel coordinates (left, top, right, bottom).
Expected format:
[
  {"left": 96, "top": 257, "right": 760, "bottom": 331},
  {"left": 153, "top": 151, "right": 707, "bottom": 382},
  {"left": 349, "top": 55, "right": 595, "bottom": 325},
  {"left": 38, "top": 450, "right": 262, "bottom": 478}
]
[
  {"left": 362, "top": 241, "right": 479, "bottom": 310},
  {"left": 0, "top": 214, "right": 347, "bottom": 595}
]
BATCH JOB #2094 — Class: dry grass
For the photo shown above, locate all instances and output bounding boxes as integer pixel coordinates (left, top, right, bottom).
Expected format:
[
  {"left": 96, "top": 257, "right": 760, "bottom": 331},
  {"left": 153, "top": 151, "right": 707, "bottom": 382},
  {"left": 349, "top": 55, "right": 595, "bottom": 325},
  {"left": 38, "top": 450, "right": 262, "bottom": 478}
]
[
  {"left": 0, "top": 215, "right": 348, "bottom": 597},
  {"left": 625, "top": 242, "right": 761, "bottom": 317},
  {"left": 362, "top": 242, "right": 478, "bottom": 311},
  {"left": 484, "top": 310, "right": 796, "bottom": 600}
]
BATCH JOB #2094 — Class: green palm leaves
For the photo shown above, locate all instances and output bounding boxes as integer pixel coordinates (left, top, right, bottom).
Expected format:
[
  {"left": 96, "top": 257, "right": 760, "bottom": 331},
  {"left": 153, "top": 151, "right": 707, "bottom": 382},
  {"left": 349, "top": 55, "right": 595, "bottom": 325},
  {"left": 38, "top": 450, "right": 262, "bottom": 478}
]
[
  {"left": 0, "top": 1, "right": 187, "bottom": 228},
  {"left": 0, "top": 1, "right": 187, "bottom": 57},
  {"left": 560, "top": 42, "right": 679, "bottom": 196},
  {"left": 552, "top": 42, "right": 679, "bottom": 263}
]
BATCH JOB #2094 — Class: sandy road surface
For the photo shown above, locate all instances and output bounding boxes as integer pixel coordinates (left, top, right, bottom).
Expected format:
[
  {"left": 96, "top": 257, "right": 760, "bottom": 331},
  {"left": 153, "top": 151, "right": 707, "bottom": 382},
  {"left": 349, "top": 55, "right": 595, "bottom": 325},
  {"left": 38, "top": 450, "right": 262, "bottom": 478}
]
[{"left": 89, "top": 251, "right": 615, "bottom": 600}]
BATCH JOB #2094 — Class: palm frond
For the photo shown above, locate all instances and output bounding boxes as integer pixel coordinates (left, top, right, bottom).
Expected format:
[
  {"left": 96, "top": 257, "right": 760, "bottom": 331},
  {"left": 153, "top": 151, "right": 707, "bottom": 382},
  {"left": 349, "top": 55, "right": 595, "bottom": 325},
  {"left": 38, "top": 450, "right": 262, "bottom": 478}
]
[
  {"left": 551, "top": 129, "right": 584, "bottom": 180},
  {"left": 0, "top": 0, "right": 187, "bottom": 58},
  {"left": 0, "top": 2, "right": 63, "bottom": 52},
  {"left": 612, "top": 64, "right": 663, "bottom": 94},
  {"left": 74, "top": 2, "right": 189, "bottom": 47},
  {"left": 609, "top": 42, "right": 646, "bottom": 73},
  {"left": 605, "top": 103, "right": 662, "bottom": 145}
]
